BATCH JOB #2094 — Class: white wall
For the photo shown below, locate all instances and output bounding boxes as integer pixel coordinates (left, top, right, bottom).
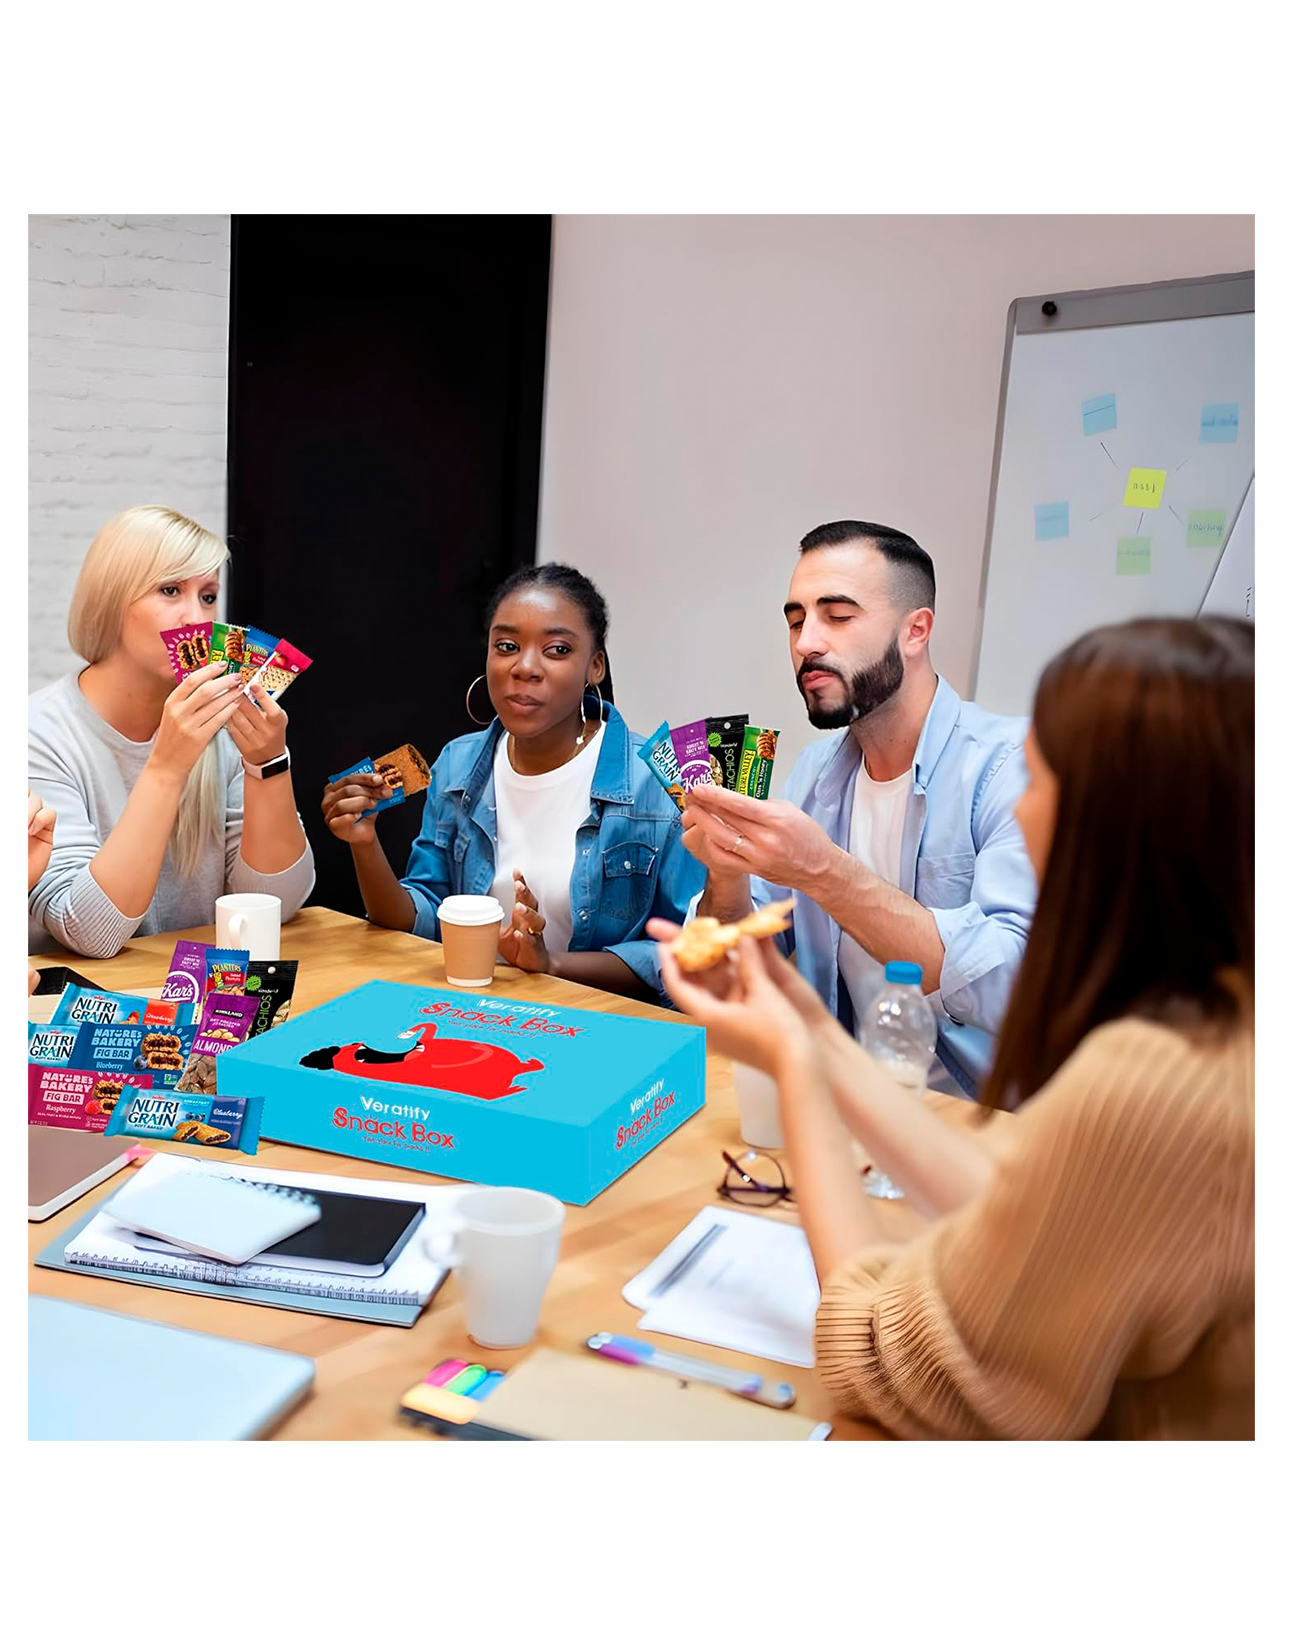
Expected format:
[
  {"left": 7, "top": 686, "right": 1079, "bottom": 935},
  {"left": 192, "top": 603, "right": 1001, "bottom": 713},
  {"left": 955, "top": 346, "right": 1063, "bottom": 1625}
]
[
  {"left": 28, "top": 215, "right": 231, "bottom": 690},
  {"left": 537, "top": 215, "right": 1255, "bottom": 760}
]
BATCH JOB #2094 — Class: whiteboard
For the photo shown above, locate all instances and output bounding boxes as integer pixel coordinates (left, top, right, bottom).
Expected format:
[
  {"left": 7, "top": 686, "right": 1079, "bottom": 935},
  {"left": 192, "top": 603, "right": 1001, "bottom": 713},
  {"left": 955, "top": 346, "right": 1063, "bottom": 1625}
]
[
  {"left": 973, "top": 273, "right": 1254, "bottom": 717},
  {"left": 1200, "top": 475, "right": 1254, "bottom": 622}
]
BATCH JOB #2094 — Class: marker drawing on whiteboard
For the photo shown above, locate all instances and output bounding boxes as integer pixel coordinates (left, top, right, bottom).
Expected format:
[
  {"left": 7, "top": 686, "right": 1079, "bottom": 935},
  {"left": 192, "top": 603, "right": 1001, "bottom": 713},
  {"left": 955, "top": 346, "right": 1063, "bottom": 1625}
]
[
  {"left": 1098, "top": 439, "right": 1120, "bottom": 471},
  {"left": 1167, "top": 504, "right": 1184, "bottom": 525}
]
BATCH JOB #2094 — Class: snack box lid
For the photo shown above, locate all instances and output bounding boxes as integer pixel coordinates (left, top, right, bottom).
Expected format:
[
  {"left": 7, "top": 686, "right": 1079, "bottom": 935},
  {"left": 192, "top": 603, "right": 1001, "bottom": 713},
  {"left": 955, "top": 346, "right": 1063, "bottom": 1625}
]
[{"left": 224, "top": 980, "right": 704, "bottom": 1127}]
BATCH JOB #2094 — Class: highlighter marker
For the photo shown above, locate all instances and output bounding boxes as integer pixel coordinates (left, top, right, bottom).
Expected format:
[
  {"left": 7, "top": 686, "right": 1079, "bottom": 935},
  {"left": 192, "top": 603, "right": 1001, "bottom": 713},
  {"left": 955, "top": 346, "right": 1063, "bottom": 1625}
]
[
  {"left": 425, "top": 1358, "right": 467, "bottom": 1387},
  {"left": 399, "top": 1381, "right": 480, "bottom": 1426},
  {"left": 444, "top": 1364, "right": 487, "bottom": 1395},
  {"left": 467, "top": 1370, "right": 506, "bottom": 1400}
]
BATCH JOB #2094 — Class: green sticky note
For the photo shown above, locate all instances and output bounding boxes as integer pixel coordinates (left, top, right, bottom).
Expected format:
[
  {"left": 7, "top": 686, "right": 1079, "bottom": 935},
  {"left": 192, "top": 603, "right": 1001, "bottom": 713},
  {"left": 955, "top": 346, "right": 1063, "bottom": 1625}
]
[
  {"left": 1123, "top": 467, "right": 1167, "bottom": 509},
  {"left": 1187, "top": 508, "right": 1226, "bottom": 548},
  {"left": 1117, "top": 536, "right": 1151, "bottom": 575}
]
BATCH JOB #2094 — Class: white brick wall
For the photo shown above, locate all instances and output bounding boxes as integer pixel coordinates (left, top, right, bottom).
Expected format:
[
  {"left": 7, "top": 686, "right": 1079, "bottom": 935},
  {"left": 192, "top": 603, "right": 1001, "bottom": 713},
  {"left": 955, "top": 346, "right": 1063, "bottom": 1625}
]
[{"left": 29, "top": 215, "right": 231, "bottom": 690}]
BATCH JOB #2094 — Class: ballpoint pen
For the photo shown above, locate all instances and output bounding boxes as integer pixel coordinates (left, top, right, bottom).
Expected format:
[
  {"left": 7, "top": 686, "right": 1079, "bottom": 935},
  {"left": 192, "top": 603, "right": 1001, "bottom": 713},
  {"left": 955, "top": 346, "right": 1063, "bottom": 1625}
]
[{"left": 585, "top": 1332, "right": 797, "bottom": 1409}]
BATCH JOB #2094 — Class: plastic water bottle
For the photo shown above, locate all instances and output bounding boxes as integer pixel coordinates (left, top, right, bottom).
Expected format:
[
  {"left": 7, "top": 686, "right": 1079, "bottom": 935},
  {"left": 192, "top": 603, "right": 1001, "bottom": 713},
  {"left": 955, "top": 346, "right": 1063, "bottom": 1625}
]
[{"left": 860, "top": 961, "right": 936, "bottom": 1201}]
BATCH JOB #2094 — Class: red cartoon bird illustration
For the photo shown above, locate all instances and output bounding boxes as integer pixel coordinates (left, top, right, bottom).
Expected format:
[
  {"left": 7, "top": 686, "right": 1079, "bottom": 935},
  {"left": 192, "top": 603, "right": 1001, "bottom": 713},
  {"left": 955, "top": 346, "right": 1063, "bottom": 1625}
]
[{"left": 299, "top": 1021, "right": 543, "bottom": 1100}]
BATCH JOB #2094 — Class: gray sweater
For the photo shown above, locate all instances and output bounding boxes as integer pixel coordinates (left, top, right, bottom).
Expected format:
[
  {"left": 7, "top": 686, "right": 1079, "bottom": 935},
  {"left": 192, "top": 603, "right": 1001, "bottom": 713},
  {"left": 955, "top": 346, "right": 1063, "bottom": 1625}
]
[{"left": 29, "top": 672, "right": 315, "bottom": 958}]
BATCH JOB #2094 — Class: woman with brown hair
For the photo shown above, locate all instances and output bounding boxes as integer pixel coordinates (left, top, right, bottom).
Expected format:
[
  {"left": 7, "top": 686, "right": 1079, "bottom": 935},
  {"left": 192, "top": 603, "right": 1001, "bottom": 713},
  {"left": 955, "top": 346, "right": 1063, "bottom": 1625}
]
[{"left": 652, "top": 617, "right": 1254, "bottom": 1438}]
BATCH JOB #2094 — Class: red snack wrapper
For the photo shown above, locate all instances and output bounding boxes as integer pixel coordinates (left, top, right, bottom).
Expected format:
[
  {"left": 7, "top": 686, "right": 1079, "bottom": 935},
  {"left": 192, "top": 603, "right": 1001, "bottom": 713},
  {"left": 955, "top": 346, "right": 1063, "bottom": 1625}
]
[
  {"left": 246, "top": 638, "right": 312, "bottom": 698},
  {"left": 160, "top": 623, "right": 213, "bottom": 682}
]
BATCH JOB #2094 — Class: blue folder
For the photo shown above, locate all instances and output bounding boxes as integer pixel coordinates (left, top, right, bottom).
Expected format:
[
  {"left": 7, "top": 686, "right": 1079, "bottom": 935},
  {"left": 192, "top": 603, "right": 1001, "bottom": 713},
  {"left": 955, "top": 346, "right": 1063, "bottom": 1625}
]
[{"left": 29, "top": 1296, "right": 315, "bottom": 1440}]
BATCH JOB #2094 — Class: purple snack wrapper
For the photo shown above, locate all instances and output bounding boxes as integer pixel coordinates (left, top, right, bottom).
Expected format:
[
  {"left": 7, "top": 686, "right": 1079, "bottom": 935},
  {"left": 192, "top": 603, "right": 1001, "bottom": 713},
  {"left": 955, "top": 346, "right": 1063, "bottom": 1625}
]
[
  {"left": 161, "top": 938, "right": 208, "bottom": 1004},
  {"left": 195, "top": 991, "right": 259, "bottom": 1053},
  {"left": 669, "top": 718, "right": 714, "bottom": 793}
]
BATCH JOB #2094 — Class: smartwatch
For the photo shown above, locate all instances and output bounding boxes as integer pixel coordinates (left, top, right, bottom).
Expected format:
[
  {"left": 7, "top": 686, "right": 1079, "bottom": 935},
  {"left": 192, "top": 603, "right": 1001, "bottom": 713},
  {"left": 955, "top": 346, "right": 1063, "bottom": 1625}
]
[{"left": 242, "top": 748, "right": 291, "bottom": 780}]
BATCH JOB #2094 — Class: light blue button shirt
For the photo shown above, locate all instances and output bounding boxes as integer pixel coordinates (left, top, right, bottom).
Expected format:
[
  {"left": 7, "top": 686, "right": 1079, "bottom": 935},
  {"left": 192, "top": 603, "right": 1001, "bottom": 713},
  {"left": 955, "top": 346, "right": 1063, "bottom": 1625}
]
[{"left": 749, "top": 675, "right": 1037, "bottom": 1096}]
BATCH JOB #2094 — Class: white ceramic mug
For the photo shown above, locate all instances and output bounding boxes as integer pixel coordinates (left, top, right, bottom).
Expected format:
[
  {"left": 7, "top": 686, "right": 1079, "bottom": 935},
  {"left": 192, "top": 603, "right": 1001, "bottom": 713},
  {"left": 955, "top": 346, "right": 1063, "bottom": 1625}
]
[
  {"left": 215, "top": 893, "right": 281, "bottom": 959},
  {"left": 733, "top": 1060, "right": 784, "bottom": 1149},
  {"left": 425, "top": 1187, "right": 564, "bottom": 1348}
]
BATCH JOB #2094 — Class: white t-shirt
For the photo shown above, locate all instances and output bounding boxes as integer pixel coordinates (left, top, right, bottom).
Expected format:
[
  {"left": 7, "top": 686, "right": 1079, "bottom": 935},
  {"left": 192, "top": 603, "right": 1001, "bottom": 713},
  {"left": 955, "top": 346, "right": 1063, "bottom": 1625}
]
[
  {"left": 836, "top": 761, "right": 912, "bottom": 1042},
  {"left": 490, "top": 722, "right": 604, "bottom": 954}
]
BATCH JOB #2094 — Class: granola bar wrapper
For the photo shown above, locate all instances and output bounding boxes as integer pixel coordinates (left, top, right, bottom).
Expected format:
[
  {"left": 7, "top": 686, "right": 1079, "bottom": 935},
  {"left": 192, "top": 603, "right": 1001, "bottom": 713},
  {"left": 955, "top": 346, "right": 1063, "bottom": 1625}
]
[
  {"left": 204, "top": 948, "right": 249, "bottom": 996},
  {"left": 28, "top": 1024, "right": 82, "bottom": 1067},
  {"left": 103, "top": 1086, "right": 263, "bottom": 1154},
  {"left": 29, "top": 1063, "right": 138, "bottom": 1133},
  {"left": 706, "top": 714, "right": 749, "bottom": 791},
  {"left": 161, "top": 623, "right": 213, "bottom": 682},
  {"left": 244, "top": 961, "right": 299, "bottom": 1037},
  {"left": 208, "top": 622, "right": 249, "bottom": 674},
  {"left": 669, "top": 718, "right": 715, "bottom": 794},
  {"left": 637, "top": 723, "right": 686, "bottom": 811},
  {"left": 50, "top": 986, "right": 195, "bottom": 1028},
  {"left": 736, "top": 724, "right": 781, "bottom": 799},
  {"left": 247, "top": 638, "right": 312, "bottom": 699},
  {"left": 329, "top": 755, "right": 402, "bottom": 818},
  {"left": 161, "top": 938, "right": 209, "bottom": 1003}
]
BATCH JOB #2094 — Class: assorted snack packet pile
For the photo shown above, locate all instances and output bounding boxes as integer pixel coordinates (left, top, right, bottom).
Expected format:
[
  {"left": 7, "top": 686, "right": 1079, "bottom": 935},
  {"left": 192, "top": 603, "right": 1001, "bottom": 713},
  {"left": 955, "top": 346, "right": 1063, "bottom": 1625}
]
[
  {"left": 328, "top": 742, "right": 432, "bottom": 818},
  {"left": 639, "top": 714, "right": 781, "bottom": 810},
  {"left": 161, "top": 621, "right": 312, "bottom": 700},
  {"left": 26, "top": 947, "right": 296, "bottom": 1152}
]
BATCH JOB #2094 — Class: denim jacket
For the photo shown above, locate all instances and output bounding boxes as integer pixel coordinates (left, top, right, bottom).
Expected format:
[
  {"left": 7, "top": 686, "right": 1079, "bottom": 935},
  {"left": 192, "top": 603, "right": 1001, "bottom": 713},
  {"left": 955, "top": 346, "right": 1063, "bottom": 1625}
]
[
  {"left": 400, "top": 701, "right": 704, "bottom": 998},
  {"left": 748, "top": 676, "right": 1038, "bottom": 1095}
]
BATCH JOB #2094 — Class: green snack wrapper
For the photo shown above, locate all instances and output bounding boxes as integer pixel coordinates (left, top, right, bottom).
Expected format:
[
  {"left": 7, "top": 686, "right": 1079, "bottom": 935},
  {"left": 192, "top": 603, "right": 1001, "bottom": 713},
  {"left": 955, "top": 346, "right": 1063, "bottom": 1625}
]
[{"left": 737, "top": 724, "right": 780, "bottom": 799}]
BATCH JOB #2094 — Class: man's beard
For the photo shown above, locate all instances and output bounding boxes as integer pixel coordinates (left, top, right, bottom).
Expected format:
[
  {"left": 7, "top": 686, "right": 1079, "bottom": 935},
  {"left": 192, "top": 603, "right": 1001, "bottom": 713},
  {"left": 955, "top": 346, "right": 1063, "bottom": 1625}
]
[{"left": 799, "top": 639, "right": 905, "bottom": 730}]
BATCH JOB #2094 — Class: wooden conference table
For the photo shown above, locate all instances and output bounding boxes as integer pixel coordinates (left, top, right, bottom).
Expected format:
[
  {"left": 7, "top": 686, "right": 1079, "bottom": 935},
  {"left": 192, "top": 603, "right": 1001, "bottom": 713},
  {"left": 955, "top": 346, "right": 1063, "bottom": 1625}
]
[{"left": 29, "top": 906, "right": 983, "bottom": 1441}]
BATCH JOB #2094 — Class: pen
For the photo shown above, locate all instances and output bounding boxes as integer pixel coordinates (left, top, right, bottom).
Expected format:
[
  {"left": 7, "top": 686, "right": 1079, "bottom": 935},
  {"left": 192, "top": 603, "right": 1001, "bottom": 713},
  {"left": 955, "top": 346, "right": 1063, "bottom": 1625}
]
[{"left": 585, "top": 1333, "right": 796, "bottom": 1409}]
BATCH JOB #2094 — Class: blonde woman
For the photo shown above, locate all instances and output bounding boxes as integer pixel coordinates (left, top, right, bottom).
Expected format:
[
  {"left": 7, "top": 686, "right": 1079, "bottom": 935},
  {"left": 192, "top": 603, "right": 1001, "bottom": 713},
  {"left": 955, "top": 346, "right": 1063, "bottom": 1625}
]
[{"left": 28, "top": 506, "right": 314, "bottom": 957}]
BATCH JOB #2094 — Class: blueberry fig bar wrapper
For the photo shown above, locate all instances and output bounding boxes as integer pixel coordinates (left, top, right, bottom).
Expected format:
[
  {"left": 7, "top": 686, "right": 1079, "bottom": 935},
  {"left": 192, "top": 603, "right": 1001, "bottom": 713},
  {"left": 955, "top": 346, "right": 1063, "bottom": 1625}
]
[{"left": 103, "top": 1086, "right": 264, "bottom": 1153}]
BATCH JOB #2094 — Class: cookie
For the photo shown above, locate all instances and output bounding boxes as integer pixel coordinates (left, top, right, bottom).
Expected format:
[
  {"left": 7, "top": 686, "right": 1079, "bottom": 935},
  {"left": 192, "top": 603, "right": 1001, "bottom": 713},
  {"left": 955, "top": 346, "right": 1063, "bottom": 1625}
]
[{"left": 669, "top": 897, "right": 795, "bottom": 973}]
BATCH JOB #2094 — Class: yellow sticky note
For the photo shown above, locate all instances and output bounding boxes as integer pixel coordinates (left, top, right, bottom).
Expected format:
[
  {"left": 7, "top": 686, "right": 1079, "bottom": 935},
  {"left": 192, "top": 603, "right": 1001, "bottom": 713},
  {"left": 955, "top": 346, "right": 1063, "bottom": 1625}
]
[{"left": 1124, "top": 467, "right": 1167, "bottom": 509}]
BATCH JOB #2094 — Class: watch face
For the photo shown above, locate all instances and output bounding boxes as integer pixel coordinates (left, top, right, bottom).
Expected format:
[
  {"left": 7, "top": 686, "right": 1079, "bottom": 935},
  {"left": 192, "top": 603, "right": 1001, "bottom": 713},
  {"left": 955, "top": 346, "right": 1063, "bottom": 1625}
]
[{"left": 262, "top": 754, "right": 290, "bottom": 778}]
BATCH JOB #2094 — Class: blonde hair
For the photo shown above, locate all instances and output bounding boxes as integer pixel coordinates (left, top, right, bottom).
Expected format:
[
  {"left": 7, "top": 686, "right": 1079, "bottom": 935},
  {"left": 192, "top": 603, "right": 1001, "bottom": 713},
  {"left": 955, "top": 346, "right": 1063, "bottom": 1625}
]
[{"left": 68, "top": 506, "right": 232, "bottom": 878}]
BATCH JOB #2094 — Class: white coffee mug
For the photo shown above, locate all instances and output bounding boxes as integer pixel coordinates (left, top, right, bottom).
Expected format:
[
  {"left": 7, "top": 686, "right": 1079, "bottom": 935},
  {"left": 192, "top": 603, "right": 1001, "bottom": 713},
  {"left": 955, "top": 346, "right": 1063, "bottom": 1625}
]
[
  {"left": 425, "top": 1186, "right": 564, "bottom": 1348},
  {"left": 215, "top": 893, "right": 281, "bottom": 959},
  {"left": 733, "top": 1060, "right": 784, "bottom": 1150}
]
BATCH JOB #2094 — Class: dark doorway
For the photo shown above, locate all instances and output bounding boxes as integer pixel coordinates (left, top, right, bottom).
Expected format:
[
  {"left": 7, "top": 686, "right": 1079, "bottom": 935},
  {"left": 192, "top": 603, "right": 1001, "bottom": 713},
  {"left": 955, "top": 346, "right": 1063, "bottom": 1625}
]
[{"left": 226, "top": 215, "right": 551, "bottom": 917}]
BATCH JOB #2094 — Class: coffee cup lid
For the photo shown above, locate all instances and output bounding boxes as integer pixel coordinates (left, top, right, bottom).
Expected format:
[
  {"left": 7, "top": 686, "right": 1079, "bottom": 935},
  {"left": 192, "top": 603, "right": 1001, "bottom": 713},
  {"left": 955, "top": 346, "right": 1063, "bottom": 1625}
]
[{"left": 437, "top": 895, "right": 505, "bottom": 927}]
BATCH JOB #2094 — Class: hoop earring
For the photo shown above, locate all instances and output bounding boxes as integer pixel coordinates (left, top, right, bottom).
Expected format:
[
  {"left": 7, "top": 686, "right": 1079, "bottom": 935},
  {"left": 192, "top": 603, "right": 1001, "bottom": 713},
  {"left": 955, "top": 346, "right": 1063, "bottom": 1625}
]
[
  {"left": 582, "top": 684, "right": 603, "bottom": 721},
  {"left": 465, "top": 674, "right": 496, "bottom": 727}
]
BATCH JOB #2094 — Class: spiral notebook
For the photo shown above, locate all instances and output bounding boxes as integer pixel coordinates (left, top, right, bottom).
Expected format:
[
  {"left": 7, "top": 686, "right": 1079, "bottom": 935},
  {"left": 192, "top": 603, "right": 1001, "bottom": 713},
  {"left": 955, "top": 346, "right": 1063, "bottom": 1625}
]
[
  {"left": 105, "top": 1167, "right": 322, "bottom": 1265},
  {"left": 46, "top": 1152, "right": 466, "bottom": 1320}
]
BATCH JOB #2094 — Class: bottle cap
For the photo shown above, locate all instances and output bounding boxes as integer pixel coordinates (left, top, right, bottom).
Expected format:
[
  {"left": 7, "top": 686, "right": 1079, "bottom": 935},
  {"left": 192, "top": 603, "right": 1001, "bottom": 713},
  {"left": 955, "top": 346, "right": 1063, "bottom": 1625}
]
[{"left": 883, "top": 960, "right": 923, "bottom": 986}]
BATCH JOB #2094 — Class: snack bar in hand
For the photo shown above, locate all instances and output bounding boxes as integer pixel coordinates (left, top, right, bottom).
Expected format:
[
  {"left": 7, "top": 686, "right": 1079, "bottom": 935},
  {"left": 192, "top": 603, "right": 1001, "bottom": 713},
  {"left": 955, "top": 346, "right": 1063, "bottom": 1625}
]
[{"left": 669, "top": 897, "right": 795, "bottom": 972}]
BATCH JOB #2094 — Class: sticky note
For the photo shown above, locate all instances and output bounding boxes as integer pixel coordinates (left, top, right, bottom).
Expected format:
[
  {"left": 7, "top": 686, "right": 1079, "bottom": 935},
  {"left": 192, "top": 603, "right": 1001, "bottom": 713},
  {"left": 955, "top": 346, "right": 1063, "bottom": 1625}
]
[
  {"left": 1117, "top": 536, "right": 1151, "bottom": 575},
  {"left": 1123, "top": 468, "right": 1166, "bottom": 509},
  {"left": 1081, "top": 394, "right": 1117, "bottom": 435},
  {"left": 1200, "top": 403, "right": 1239, "bottom": 444},
  {"left": 1034, "top": 502, "right": 1070, "bottom": 541},
  {"left": 1187, "top": 508, "right": 1227, "bottom": 548}
]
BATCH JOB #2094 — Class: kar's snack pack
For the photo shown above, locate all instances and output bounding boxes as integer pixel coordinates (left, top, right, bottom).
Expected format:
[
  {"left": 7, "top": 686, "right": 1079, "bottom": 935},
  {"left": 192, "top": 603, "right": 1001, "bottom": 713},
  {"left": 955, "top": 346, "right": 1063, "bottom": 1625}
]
[
  {"left": 735, "top": 724, "right": 780, "bottom": 800},
  {"left": 29, "top": 1063, "right": 138, "bottom": 1132},
  {"left": 71, "top": 1021, "right": 197, "bottom": 1087},
  {"left": 51, "top": 986, "right": 194, "bottom": 1029},
  {"left": 208, "top": 622, "right": 248, "bottom": 674},
  {"left": 706, "top": 714, "right": 749, "bottom": 791},
  {"left": 27, "top": 1024, "right": 81, "bottom": 1067},
  {"left": 669, "top": 719, "right": 714, "bottom": 794},
  {"left": 204, "top": 947, "right": 250, "bottom": 995},
  {"left": 245, "top": 961, "right": 299, "bottom": 1037},
  {"left": 248, "top": 638, "right": 312, "bottom": 698},
  {"left": 161, "top": 938, "right": 208, "bottom": 1003},
  {"left": 160, "top": 622, "right": 214, "bottom": 682},
  {"left": 103, "top": 1085, "right": 263, "bottom": 1153},
  {"left": 669, "top": 897, "right": 795, "bottom": 973},
  {"left": 638, "top": 723, "right": 686, "bottom": 811}
]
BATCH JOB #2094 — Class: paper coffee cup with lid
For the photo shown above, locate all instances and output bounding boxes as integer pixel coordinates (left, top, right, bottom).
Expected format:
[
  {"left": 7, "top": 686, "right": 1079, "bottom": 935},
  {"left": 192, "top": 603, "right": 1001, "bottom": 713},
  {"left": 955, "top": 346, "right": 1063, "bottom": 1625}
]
[{"left": 437, "top": 895, "right": 506, "bottom": 987}]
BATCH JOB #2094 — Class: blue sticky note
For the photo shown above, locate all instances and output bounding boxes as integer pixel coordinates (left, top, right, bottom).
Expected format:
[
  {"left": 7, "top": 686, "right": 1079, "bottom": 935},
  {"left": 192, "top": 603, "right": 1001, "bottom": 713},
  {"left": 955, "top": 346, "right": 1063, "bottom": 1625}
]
[
  {"left": 1034, "top": 502, "right": 1070, "bottom": 541},
  {"left": 1200, "top": 403, "right": 1239, "bottom": 444},
  {"left": 1081, "top": 394, "right": 1117, "bottom": 435}
]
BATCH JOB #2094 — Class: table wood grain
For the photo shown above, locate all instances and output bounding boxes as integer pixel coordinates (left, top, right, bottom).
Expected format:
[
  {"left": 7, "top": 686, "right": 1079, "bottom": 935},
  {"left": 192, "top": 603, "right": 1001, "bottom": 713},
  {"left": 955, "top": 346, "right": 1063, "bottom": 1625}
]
[{"left": 29, "top": 906, "right": 983, "bottom": 1440}]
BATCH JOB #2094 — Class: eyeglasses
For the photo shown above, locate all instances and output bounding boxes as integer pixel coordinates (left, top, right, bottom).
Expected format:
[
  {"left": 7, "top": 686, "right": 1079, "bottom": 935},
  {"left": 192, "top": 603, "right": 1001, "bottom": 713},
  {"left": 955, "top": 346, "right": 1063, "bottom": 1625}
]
[{"left": 717, "top": 1148, "right": 793, "bottom": 1207}]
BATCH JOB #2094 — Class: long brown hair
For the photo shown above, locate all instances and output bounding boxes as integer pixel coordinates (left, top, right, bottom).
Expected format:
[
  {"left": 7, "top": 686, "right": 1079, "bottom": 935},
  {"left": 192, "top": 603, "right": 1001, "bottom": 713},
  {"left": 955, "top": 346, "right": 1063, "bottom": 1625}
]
[{"left": 983, "top": 616, "right": 1253, "bottom": 1112}]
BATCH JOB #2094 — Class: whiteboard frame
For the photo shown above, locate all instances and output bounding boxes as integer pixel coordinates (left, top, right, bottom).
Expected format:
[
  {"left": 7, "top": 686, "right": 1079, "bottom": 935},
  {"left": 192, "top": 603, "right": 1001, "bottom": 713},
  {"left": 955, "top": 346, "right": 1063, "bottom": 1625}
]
[{"left": 971, "top": 269, "right": 1255, "bottom": 696}]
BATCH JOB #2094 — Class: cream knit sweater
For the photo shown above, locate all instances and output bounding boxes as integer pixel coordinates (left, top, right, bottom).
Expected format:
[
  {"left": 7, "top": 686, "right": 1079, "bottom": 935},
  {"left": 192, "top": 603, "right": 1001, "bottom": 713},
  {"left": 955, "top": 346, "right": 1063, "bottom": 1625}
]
[{"left": 816, "top": 1017, "right": 1254, "bottom": 1439}]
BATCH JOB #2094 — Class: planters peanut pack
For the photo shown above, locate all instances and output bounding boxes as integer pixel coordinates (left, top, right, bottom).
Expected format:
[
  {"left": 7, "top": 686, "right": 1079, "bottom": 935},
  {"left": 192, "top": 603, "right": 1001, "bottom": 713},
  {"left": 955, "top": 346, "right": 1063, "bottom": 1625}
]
[{"left": 219, "top": 980, "right": 706, "bottom": 1205}]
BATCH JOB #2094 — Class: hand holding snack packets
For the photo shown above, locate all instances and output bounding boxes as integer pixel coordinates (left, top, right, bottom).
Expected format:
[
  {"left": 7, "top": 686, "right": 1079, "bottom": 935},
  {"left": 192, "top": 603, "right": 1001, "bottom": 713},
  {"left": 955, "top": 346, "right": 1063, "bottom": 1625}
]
[
  {"left": 640, "top": 713, "right": 780, "bottom": 806},
  {"left": 160, "top": 622, "right": 312, "bottom": 703},
  {"left": 328, "top": 743, "right": 432, "bottom": 818}
]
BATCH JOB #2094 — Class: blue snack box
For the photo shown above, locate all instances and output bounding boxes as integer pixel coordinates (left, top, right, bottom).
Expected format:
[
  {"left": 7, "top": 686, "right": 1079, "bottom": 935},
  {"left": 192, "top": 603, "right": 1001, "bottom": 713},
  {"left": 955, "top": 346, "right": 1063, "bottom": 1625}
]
[{"left": 219, "top": 980, "right": 707, "bottom": 1205}]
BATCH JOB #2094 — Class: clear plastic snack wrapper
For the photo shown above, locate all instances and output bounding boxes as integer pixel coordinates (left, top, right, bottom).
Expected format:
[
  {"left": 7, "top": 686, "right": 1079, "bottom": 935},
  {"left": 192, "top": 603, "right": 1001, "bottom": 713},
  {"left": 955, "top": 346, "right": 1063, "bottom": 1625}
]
[{"left": 103, "top": 1085, "right": 263, "bottom": 1153}]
